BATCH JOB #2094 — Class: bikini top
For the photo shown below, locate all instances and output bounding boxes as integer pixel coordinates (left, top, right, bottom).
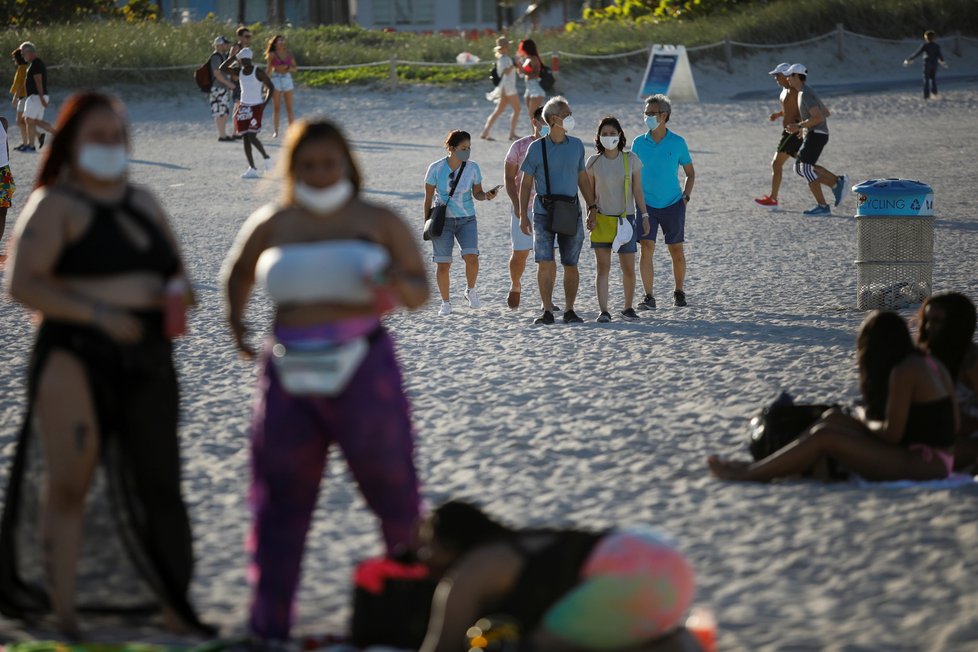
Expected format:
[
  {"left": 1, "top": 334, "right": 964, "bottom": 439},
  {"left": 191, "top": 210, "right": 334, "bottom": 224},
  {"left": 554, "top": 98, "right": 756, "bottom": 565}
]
[
  {"left": 255, "top": 239, "right": 390, "bottom": 306},
  {"left": 53, "top": 186, "right": 179, "bottom": 278},
  {"left": 489, "top": 529, "right": 605, "bottom": 631}
]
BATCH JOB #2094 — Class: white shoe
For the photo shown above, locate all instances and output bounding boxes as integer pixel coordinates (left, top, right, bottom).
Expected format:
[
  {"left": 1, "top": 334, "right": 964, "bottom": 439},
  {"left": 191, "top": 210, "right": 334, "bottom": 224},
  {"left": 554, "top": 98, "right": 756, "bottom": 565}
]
[
  {"left": 241, "top": 167, "right": 260, "bottom": 179},
  {"left": 464, "top": 287, "right": 481, "bottom": 308},
  {"left": 264, "top": 157, "right": 274, "bottom": 172},
  {"left": 439, "top": 301, "right": 452, "bottom": 316}
]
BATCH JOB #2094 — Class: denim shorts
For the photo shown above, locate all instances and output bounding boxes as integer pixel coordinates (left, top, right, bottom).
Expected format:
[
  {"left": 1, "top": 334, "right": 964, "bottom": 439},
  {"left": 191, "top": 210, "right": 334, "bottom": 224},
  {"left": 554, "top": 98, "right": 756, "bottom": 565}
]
[
  {"left": 533, "top": 209, "right": 584, "bottom": 267},
  {"left": 271, "top": 73, "right": 295, "bottom": 93},
  {"left": 591, "top": 214, "right": 638, "bottom": 254},
  {"left": 641, "top": 199, "right": 686, "bottom": 245},
  {"left": 431, "top": 215, "right": 479, "bottom": 263},
  {"left": 511, "top": 209, "right": 534, "bottom": 251}
]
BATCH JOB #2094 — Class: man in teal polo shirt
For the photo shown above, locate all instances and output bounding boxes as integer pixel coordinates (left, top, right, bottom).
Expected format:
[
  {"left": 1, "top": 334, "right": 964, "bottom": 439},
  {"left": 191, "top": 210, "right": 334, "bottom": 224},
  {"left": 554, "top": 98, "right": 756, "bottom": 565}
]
[{"left": 631, "top": 94, "right": 695, "bottom": 308}]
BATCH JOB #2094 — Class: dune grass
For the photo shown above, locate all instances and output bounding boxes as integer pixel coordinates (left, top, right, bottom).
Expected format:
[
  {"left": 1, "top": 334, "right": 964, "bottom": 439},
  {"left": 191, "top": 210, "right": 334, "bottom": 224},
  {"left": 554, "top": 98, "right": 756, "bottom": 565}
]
[{"left": 2, "top": 0, "right": 974, "bottom": 88}]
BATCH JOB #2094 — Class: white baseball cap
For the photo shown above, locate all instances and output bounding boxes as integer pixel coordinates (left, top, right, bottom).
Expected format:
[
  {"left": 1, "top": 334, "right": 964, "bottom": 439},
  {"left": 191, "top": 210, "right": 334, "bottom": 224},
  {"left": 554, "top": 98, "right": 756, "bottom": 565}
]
[
  {"left": 213, "top": 36, "right": 229, "bottom": 46},
  {"left": 785, "top": 63, "right": 808, "bottom": 76},
  {"left": 236, "top": 47, "right": 253, "bottom": 60},
  {"left": 768, "top": 62, "right": 791, "bottom": 75}
]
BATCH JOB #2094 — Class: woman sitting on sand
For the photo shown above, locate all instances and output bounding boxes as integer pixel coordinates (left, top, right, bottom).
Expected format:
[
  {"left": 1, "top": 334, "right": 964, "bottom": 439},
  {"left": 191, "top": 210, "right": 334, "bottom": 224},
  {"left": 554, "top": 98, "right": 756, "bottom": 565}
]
[
  {"left": 223, "top": 118, "right": 429, "bottom": 644},
  {"left": 418, "top": 501, "right": 699, "bottom": 652},
  {"left": 915, "top": 292, "right": 978, "bottom": 469},
  {"left": 709, "top": 310, "right": 959, "bottom": 482},
  {"left": 0, "top": 92, "right": 210, "bottom": 637}
]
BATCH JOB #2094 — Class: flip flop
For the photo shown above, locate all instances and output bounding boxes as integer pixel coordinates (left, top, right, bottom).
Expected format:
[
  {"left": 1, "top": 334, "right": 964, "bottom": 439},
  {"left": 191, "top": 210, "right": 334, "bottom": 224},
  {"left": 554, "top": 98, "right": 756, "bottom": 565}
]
[{"left": 507, "top": 290, "right": 520, "bottom": 309}]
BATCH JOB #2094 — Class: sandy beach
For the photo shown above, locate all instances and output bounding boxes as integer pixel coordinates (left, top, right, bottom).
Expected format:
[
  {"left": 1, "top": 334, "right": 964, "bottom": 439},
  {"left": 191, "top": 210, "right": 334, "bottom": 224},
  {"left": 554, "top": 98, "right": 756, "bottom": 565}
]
[{"left": 1, "top": 35, "right": 978, "bottom": 650}]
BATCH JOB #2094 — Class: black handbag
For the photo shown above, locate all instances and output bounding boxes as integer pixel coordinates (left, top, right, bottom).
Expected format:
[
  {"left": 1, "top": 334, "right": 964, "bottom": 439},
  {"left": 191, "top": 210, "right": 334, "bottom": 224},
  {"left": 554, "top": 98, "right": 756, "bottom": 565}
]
[
  {"left": 748, "top": 393, "right": 836, "bottom": 460},
  {"left": 423, "top": 160, "right": 466, "bottom": 241},
  {"left": 540, "top": 138, "right": 580, "bottom": 236},
  {"left": 539, "top": 63, "right": 556, "bottom": 92},
  {"left": 350, "top": 556, "right": 438, "bottom": 647}
]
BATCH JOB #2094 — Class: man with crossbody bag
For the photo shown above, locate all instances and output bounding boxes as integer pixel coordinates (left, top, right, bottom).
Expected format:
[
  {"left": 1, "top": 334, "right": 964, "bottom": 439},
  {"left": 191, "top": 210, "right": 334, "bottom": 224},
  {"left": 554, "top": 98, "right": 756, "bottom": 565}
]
[{"left": 518, "top": 96, "right": 597, "bottom": 325}]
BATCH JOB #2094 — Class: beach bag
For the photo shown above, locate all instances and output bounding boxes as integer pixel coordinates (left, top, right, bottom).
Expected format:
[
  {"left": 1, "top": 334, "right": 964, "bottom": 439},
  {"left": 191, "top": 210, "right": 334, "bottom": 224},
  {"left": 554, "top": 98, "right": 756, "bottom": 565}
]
[
  {"left": 749, "top": 392, "right": 835, "bottom": 460},
  {"left": 490, "top": 62, "right": 501, "bottom": 87},
  {"left": 194, "top": 54, "right": 215, "bottom": 92},
  {"left": 539, "top": 64, "right": 556, "bottom": 92},
  {"left": 591, "top": 153, "right": 631, "bottom": 247},
  {"left": 351, "top": 556, "right": 437, "bottom": 648},
  {"left": 540, "top": 139, "right": 579, "bottom": 236},
  {"left": 424, "top": 161, "right": 466, "bottom": 241}
]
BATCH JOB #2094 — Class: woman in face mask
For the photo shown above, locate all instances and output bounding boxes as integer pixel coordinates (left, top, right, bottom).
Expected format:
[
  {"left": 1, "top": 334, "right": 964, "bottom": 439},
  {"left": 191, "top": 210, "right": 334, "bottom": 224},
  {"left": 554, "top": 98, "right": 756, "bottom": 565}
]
[
  {"left": 223, "top": 118, "right": 430, "bottom": 645},
  {"left": 1, "top": 92, "right": 210, "bottom": 638},
  {"left": 585, "top": 117, "right": 649, "bottom": 323},
  {"left": 423, "top": 129, "right": 499, "bottom": 316}
]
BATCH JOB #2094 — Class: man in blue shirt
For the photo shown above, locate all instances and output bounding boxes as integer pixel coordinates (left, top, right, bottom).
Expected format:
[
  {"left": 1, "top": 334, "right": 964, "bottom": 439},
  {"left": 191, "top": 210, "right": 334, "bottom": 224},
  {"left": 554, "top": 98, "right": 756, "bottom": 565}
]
[
  {"left": 519, "top": 96, "right": 597, "bottom": 324},
  {"left": 631, "top": 94, "right": 695, "bottom": 308}
]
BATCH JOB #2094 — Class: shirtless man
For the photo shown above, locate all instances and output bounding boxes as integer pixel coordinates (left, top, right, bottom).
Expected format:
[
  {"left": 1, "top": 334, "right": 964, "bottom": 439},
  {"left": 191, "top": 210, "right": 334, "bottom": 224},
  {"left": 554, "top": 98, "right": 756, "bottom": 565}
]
[{"left": 754, "top": 63, "right": 802, "bottom": 209}]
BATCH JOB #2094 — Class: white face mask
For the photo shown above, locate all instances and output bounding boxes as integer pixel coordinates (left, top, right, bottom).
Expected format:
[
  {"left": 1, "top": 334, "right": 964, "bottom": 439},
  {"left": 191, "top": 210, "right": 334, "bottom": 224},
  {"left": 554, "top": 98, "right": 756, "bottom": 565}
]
[
  {"left": 600, "top": 135, "right": 620, "bottom": 151},
  {"left": 294, "top": 179, "right": 354, "bottom": 215},
  {"left": 78, "top": 144, "right": 128, "bottom": 181},
  {"left": 561, "top": 115, "right": 576, "bottom": 132}
]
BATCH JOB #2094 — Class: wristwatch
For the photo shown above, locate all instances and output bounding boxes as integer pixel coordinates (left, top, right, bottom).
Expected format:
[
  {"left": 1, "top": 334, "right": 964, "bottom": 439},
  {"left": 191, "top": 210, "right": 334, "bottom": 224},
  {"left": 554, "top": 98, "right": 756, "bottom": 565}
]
[
  {"left": 588, "top": 204, "right": 598, "bottom": 211},
  {"left": 683, "top": 194, "right": 691, "bottom": 202}
]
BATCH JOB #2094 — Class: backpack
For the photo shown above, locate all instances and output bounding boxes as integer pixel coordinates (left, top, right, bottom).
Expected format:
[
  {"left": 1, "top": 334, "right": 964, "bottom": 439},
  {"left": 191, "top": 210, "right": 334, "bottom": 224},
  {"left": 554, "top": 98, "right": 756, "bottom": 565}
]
[
  {"left": 538, "top": 64, "right": 556, "bottom": 93},
  {"left": 194, "top": 53, "right": 216, "bottom": 92},
  {"left": 489, "top": 61, "right": 501, "bottom": 87}
]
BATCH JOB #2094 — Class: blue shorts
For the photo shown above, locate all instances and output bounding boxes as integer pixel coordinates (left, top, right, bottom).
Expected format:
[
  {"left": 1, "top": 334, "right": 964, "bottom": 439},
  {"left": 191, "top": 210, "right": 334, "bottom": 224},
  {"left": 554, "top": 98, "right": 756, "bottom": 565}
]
[
  {"left": 641, "top": 199, "right": 686, "bottom": 245},
  {"left": 431, "top": 215, "right": 479, "bottom": 263},
  {"left": 591, "top": 214, "right": 638, "bottom": 254},
  {"left": 533, "top": 209, "right": 584, "bottom": 267}
]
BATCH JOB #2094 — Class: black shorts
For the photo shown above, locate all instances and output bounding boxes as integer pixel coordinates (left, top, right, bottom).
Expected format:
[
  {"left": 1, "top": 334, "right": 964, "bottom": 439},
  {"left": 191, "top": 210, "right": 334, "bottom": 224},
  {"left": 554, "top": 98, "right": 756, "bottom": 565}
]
[
  {"left": 797, "top": 132, "right": 829, "bottom": 165},
  {"left": 776, "top": 130, "right": 802, "bottom": 156}
]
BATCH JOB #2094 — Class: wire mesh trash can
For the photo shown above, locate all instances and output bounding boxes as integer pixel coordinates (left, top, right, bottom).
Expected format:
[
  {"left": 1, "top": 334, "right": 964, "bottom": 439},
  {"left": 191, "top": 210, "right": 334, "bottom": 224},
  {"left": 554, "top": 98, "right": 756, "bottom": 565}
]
[{"left": 853, "top": 179, "right": 934, "bottom": 310}]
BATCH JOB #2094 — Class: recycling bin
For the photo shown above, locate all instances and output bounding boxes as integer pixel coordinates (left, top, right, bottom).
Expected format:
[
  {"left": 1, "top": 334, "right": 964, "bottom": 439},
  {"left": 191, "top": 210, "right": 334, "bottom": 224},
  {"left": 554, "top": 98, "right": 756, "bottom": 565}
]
[{"left": 853, "top": 179, "right": 934, "bottom": 310}]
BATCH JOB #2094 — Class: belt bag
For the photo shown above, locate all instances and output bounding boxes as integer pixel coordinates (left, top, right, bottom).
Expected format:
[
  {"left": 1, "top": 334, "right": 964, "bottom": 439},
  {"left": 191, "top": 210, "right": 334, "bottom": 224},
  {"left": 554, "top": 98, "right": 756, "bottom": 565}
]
[
  {"left": 589, "top": 151, "right": 631, "bottom": 247},
  {"left": 542, "top": 194, "right": 580, "bottom": 236},
  {"left": 271, "top": 336, "right": 370, "bottom": 396},
  {"left": 423, "top": 160, "right": 466, "bottom": 241}
]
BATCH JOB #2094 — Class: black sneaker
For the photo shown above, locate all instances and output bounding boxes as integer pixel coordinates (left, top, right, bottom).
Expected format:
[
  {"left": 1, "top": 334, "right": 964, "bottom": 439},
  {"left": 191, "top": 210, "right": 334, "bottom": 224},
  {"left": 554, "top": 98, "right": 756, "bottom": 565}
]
[
  {"left": 620, "top": 307, "right": 640, "bottom": 321},
  {"left": 674, "top": 290, "right": 688, "bottom": 307},
  {"left": 549, "top": 304, "right": 562, "bottom": 313},
  {"left": 533, "top": 310, "right": 554, "bottom": 325},
  {"left": 563, "top": 309, "right": 583, "bottom": 324},
  {"left": 596, "top": 311, "right": 612, "bottom": 323},
  {"left": 38, "top": 133, "right": 45, "bottom": 149},
  {"left": 637, "top": 294, "right": 656, "bottom": 310}
]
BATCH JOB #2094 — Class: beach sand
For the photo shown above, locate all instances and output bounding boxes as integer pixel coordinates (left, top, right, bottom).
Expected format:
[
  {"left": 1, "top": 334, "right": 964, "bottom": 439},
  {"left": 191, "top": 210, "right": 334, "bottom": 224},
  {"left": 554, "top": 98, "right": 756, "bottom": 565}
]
[{"left": 1, "top": 36, "right": 977, "bottom": 650}]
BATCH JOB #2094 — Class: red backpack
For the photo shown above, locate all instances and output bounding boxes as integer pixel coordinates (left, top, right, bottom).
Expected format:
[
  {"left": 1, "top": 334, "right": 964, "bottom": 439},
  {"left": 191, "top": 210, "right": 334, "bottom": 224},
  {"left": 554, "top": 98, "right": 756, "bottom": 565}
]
[{"left": 194, "top": 53, "right": 215, "bottom": 92}]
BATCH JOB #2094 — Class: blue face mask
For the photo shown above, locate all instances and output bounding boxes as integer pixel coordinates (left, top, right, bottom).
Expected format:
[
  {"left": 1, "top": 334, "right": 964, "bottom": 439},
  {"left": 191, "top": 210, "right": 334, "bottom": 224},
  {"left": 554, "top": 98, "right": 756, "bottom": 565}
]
[
  {"left": 540, "top": 125, "right": 550, "bottom": 138},
  {"left": 644, "top": 115, "right": 657, "bottom": 130}
]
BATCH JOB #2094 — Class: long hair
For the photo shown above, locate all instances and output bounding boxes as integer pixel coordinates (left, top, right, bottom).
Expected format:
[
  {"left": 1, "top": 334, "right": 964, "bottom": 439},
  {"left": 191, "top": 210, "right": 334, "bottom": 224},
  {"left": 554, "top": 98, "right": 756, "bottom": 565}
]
[
  {"left": 916, "top": 292, "right": 977, "bottom": 381},
  {"left": 857, "top": 311, "right": 917, "bottom": 420},
  {"left": 264, "top": 34, "right": 284, "bottom": 62},
  {"left": 36, "top": 92, "right": 129, "bottom": 189},
  {"left": 11, "top": 49, "right": 25, "bottom": 65},
  {"left": 594, "top": 116, "right": 626, "bottom": 153},
  {"left": 430, "top": 501, "right": 514, "bottom": 556},
  {"left": 281, "top": 118, "right": 362, "bottom": 204},
  {"left": 518, "top": 39, "right": 540, "bottom": 60}
]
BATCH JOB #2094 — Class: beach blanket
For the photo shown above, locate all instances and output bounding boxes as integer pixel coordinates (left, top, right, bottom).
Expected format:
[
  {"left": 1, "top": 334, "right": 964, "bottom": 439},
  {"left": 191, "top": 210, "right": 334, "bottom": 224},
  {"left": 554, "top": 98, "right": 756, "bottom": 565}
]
[{"left": 851, "top": 473, "right": 978, "bottom": 489}]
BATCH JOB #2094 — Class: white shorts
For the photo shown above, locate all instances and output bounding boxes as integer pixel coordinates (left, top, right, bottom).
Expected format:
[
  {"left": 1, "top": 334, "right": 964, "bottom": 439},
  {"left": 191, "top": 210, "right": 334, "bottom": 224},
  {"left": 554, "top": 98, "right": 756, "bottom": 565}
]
[
  {"left": 511, "top": 209, "right": 533, "bottom": 251},
  {"left": 270, "top": 73, "right": 294, "bottom": 93},
  {"left": 15, "top": 97, "right": 27, "bottom": 114},
  {"left": 23, "top": 95, "right": 48, "bottom": 121}
]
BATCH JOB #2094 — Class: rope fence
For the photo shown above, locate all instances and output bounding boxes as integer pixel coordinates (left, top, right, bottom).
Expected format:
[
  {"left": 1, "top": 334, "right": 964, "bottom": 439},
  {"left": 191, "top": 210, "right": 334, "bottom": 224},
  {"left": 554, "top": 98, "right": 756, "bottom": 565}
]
[{"left": 48, "top": 25, "right": 975, "bottom": 84}]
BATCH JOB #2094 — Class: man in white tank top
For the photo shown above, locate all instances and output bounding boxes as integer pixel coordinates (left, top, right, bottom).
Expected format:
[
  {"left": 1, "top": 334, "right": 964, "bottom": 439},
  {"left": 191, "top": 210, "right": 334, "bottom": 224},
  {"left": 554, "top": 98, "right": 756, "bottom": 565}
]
[{"left": 219, "top": 48, "right": 275, "bottom": 179}]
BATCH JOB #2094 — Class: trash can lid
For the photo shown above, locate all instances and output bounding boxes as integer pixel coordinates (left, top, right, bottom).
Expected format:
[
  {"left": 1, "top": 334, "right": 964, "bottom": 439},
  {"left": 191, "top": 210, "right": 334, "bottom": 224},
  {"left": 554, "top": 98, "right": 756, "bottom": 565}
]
[{"left": 851, "top": 178, "right": 933, "bottom": 217}]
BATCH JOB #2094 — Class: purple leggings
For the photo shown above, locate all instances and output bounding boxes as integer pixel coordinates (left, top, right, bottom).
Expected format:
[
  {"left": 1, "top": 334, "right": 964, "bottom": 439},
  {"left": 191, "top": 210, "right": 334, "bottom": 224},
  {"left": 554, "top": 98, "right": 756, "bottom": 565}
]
[{"left": 247, "top": 327, "right": 421, "bottom": 640}]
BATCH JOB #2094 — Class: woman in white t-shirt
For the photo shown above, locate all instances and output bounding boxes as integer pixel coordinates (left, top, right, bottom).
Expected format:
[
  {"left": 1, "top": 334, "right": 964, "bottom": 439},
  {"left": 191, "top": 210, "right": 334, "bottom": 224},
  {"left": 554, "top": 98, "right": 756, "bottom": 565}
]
[
  {"left": 585, "top": 116, "right": 649, "bottom": 323},
  {"left": 479, "top": 37, "right": 521, "bottom": 142}
]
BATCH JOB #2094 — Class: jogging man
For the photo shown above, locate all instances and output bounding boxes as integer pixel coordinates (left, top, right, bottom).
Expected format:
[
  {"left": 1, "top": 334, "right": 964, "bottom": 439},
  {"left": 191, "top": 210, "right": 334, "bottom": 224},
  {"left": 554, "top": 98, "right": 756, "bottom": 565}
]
[
  {"left": 785, "top": 64, "right": 848, "bottom": 216},
  {"left": 754, "top": 62, "right": 803, "bottom": 209}
]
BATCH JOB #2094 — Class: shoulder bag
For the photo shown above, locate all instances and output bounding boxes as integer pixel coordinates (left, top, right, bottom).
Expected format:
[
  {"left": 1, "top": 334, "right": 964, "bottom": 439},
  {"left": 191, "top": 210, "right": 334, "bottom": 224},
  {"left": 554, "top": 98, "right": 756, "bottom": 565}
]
[
  {"left": 590, "top": 153, "right": 632, "bottom": 249},
  {"left": 540, "top": 139, "right": 580, "bottom": 236},
  {"left": 423, "top": 160, "right": 466, "bottom": 242}
]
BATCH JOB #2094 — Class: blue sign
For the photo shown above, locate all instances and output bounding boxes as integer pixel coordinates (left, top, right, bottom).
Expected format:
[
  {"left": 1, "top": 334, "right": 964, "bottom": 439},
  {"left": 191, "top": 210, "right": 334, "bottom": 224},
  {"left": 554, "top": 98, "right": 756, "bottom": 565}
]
[{"left": 641, "top": 53, "right": 678, "bottom": 97}]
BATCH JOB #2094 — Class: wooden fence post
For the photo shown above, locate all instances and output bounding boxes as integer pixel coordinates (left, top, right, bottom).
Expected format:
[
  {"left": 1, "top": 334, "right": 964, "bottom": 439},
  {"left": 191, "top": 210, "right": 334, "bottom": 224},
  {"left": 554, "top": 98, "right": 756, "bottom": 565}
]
[
  {"left": 836, "top": 23, "right": 845, "bottom": 61},
  {"left": 723, "top": 36, "right": 733, "bottom": 73},
  {"left": 389, "top": 56, "right": 397, "bottom": 89}
]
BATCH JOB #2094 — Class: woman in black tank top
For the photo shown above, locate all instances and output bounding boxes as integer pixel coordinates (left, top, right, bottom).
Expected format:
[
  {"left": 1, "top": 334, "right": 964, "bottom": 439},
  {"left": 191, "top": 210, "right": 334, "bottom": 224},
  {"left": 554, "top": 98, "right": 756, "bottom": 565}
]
[
  {"left": 709, "top": 311, "right": 960, "bottom": 482},
  {"left": 0, "top": 92, "right": 210, "bottom": 638}
]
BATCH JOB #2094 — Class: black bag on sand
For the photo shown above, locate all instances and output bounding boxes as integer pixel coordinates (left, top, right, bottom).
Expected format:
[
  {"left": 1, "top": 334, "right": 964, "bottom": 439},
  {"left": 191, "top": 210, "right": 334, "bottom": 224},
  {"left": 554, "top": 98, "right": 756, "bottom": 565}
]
[
  {"left": 351, "top": 556, "right": 437, "bottom": 647},
  {"left": 423, "top": 161, "right": 466, "bottom": 241},
  {"left": 749, "top": 392, "right": 836, "bottom": 461},
  {"left": 540, "top": 139, "right": 580, "bottom": 236}
]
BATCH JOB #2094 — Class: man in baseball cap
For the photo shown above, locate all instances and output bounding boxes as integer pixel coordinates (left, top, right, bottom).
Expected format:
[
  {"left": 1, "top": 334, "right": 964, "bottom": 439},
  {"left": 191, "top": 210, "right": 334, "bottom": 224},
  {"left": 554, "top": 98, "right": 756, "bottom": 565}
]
[
  {"left": 753, "top": 62, "right": 803, "bottom": 208},
  {"left": 207, "top": 35, "right": 235, "bottom": 141}
]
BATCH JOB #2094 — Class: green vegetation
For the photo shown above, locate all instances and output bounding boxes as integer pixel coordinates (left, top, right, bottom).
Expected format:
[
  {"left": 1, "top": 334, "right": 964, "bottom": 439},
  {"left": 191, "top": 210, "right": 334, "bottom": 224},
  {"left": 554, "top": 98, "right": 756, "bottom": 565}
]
[{"left": 2, "top": 0, "right": 974, "bottom": 89}]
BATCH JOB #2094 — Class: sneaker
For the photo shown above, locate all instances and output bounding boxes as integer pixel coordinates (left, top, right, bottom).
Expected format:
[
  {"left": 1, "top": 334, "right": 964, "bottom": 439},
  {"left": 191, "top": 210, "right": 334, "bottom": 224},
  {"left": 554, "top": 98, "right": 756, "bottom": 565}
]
[
  {"left": 674, "top": 290, "right": 688, "bottom": 307},
  {"left": 264, "top": 157, "right": 274, "bottom": 172},
  {"left": 20, "top": 145, "right": 36, "bottom": 153},
  {"left": 549, "top": 304, "right": 562, "bottom": 313},
  {"left": 464, "top": 287, "right": 481, "bottom": 308},
  {"left": 620, "top": 307, "right": 640, "bottom": 321},
  {"left": 38, "top": 134, "right": 45, "bottom": 149},
  {"left": 596, "top": 311, "right": 612, "bottom": 323},
  {"left": 241, "top": 167, "right": 260, "bottom": 179},
  {"left": 637, "top": 294, "right": 656, "bottom": 311},
  {"left": 438, "top": 301, "right": 452, "bottom": 316},
  {"left": 563, "top": 309, "right": 584, "bottom": 324},
  {"left": 533, "top": 310, "right": 554, "bottom": 325},
  {"left": 803, "top": 204, "right": 831, "bottom": 216},
  {"left": 831, "top": 174, "right": 849, "bottom": 207},
  {"left": 754, "top": 195, "right": 779, "bottom": 208},
  {"left": 14, "top": 144, "right": 28, "bottom": 152}
]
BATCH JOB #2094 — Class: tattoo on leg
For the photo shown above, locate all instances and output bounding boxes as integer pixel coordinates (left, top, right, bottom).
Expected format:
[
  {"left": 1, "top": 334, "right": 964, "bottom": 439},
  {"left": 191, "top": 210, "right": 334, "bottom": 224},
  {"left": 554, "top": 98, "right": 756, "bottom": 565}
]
[{"left": 74, "top": 423, "right": 87, "bottom": 452}]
